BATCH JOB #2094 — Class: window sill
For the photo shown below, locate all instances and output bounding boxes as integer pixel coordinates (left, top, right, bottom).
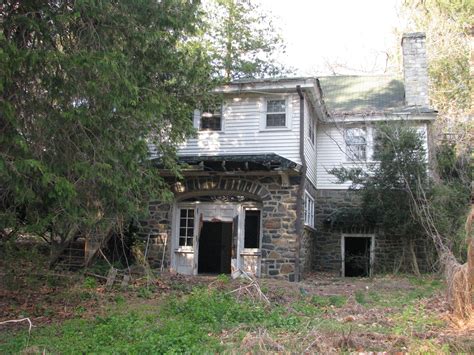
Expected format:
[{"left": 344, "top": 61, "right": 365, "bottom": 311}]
[
  {"left": 240, "top": 249, "right": 261, "bottom": 256},
  {"left": 304, "top": 224, "right": 316, "bottom": 232},
  {"left": 174, "top": 248, "right": 194, "bottom": 253},
  {"left": 259, "top": 127, "right": 292, "bottom": 132},
  {"left": 197, "top": 130, "right": 224, "bottom": 134}
]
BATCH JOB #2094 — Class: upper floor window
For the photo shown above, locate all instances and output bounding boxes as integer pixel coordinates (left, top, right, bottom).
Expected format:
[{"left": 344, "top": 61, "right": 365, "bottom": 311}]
[
  {"left": 266, "top": 99, "right": 286, "bottom": 127},
  {"left": 345, "top": 127, "right": 367, "bottom": 161},
  {"left": 304, "top": 191, "right": 315, "bottom": 228},
  {"left": 200, "top": 107, "right": 222, "bottom": 131}
]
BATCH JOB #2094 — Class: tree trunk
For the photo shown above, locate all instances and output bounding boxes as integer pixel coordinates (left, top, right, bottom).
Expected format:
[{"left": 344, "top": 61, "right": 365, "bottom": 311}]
[{"left": 409, "top": 238, "right": 421, "bottom": 277}]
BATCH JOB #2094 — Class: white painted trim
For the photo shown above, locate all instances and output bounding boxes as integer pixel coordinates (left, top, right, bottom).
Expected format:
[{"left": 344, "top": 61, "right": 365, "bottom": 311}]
[
  {"left": 260, "top": 95, "right": 293, "bottom": 131},
  {"left": 171, "top": 201, "right": 262, "bottom": 276},
  {"left": 341, "top": 233, "right": 375, "bottom": 277}
]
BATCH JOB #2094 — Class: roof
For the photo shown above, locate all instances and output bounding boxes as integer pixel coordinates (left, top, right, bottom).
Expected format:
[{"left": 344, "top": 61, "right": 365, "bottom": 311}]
[
  {"left": 219, "top": 75, "right": 435, "bottom": 117},
  {"left": 318, "top": 75, "right": 406, "bottom": 115}
]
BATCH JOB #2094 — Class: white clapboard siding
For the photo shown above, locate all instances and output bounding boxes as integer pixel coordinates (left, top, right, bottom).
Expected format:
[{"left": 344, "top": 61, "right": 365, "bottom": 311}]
[
  {"left": 316, "top": 123, "right": 350, "bottom": 189},
  {"left": 178, "top": 94, "right": 301, "bottom": 164},
  {"left": 316, "top": 121, "right": 429, "bottom": 190},
  {"left": 303, "top": 99, "right": 317, "bottom": 189}
]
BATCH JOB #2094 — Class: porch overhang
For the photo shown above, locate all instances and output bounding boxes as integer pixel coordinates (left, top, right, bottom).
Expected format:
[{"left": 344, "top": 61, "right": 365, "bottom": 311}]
[{"left": 155, "top": 153, "right": 302, "bottom": 174}]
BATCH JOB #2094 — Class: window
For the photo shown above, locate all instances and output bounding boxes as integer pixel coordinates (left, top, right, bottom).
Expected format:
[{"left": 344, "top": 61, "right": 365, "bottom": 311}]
[
  {"left": 304, "top": 192, "right": 315, "bottom": 228},
  {"left": 244, "top": 210, "right": 260, "bottom": 248},
  {"left": 178, "top": 208, "right": 194, "bottom": 247},
  {"left": 371, "top": 129, "right": 383, "bottom": 161},
  {"left": 200, "top": 107, "right": 221, "bottom": 131},
  {"left": 266, "top": 99, "right": 286, "bottom": 127},
  {"left": 345, "top": 127, "right": 367, "bottom": 161},
  {"left": 308, "top": 116, "right": 315, "bottom": 145}
]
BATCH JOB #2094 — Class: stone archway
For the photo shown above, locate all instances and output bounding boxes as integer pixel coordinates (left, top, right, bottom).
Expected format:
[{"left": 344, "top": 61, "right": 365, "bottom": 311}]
[
  {"left": 172, "top": 176, "right": 300, "bottom": 280},
  {"left": 172, "top": 177, "right": 272, "bottom": 202}
]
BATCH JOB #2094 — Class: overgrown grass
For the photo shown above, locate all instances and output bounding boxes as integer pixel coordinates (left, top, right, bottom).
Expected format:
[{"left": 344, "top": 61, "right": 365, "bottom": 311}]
[{"left": 0, "top": 276, "right": 458, "bottom": 353}]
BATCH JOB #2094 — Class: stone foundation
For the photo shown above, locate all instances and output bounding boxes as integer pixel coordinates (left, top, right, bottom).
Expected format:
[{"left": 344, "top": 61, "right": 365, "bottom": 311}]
[{"left": 314, "top": 189, "right": 434, "bottom": 275}]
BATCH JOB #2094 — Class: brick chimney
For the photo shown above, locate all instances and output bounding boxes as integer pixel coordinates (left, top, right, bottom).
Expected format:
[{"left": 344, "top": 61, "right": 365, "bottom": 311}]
[{"left": 402, "top": 32, "right": 429, "bottom": 108}]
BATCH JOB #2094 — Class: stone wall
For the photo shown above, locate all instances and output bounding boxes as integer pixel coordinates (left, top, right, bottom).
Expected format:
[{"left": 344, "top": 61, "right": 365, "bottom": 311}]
[
  {"left": 314, "top": 189, "right": 434, "bottom": 275},
  {"left": 139, "top": 202, "right": 172, "bottom": 270},
  {"left": 141, "top": 174, "right": 306, "bottom": 281}
]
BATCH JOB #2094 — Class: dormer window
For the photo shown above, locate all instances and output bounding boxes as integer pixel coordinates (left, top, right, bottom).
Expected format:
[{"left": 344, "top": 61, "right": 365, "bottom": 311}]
[
  {"left": 266, "top": 99, "right": 286, "bottom": 127},
  {"left": 200, "top": 107, "right": 222, "bottom": 131}
]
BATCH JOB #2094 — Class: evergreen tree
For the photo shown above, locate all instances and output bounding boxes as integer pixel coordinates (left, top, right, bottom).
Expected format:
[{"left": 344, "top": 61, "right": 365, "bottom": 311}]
[
  {"left": 0, "top": 1, "right": 215, "bottom": 253},
  {"left": 205, "top": 0, "right": 288, "bottom": 81}
]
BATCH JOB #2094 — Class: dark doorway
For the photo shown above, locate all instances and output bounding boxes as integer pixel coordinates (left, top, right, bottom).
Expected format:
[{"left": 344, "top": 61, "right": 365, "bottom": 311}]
[
  {"left": 198, "top": 222, "right": 232, "bottom": 274},
  {"left": 344, "top": 237, "right": 371, "bottom": 277}
]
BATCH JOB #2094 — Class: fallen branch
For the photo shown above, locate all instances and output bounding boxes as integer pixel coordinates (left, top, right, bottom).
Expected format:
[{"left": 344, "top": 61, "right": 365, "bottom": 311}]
[{"left": 0, "top": 317, "right": 33, "bottom": 334}]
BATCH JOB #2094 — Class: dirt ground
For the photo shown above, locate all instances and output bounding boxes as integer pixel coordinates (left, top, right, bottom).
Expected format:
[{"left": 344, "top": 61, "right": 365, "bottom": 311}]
[{"left": 1, "top": 270, "right": 473, "bottom": 352}]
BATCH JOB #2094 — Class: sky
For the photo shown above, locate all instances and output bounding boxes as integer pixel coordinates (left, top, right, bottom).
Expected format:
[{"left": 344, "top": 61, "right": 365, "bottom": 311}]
[{"left": 257, "top": 0, "right": 405, "bottom": 76}]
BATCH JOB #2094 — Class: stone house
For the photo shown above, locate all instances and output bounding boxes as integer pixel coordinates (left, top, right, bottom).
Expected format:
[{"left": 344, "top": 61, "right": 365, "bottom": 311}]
[{"left": 142, "top": 33, "right": 436, "bottom": 281}]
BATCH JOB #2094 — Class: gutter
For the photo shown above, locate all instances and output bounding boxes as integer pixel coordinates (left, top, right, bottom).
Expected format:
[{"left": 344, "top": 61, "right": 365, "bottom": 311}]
[{"left": 294, "top": 85, "right": 307, "bottom": 282}]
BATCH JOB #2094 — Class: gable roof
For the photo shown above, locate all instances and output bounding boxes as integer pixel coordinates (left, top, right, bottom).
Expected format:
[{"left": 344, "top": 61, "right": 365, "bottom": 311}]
[{"left": 318, "top": 75, "right": 406, "bottom": 115}]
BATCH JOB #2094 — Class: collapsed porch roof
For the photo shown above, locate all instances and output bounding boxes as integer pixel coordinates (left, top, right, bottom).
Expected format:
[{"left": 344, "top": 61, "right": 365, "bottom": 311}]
[{"left": 155, "top": 153, "right": 301, "bottom": 173}]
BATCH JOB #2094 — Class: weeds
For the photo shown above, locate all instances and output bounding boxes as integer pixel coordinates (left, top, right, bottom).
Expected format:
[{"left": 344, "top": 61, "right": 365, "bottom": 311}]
[{"left": 0, "top": 275, "right": 460, "bottom": 353}]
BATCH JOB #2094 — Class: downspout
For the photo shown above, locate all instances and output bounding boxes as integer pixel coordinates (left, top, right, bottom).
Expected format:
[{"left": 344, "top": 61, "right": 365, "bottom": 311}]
[{"left": 295, "top": 85, "right": 307, "bottom": 282}]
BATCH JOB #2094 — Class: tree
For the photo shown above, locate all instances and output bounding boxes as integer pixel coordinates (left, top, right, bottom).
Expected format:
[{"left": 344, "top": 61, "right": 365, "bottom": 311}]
[
  {"left": 330, "top": 123, "right": 429, "bottom": 274},
  {"left": 205, "top": 0, "right": 288, "bottom": 81},
  {"left": 0, "top": 0, "right": 215, "bottom": 261},
  {"left": 402, "top": 0, "right": 473, "bottom": 149}
]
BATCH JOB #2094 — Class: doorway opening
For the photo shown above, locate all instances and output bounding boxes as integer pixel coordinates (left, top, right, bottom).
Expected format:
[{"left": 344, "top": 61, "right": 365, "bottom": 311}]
[
  {"left": 198, "top": 222, "right": 232, "bottom": 274},
  {"left": 343, "top": 237, "right": 372, "bottom": 277}
]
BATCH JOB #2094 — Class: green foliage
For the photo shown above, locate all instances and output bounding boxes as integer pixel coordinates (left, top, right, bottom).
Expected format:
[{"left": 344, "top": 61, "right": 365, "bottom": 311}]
[
  {"left": 330, "top": 123, "right": 428, "bottom": 238},
  {"left": 205, "top": 0, "right": 288, "bottom": 81},
  {"left": 403, "top": 0, "right": 473, "bottom": 149},
  {"left": 0, "top": 277, "right": 450, "bottom": 353},
  {"left": 166, "top": 288, "right": 266, "bottom": 330},
  {"left": 430, "top": 142, "right": 471, "bottom": 260},
  {"left": 355, "top": 290, "right": 367, "bottom": 305},
  {"left": 0, "top": 1, "right": 215, "bottom": 247},
  {"left": 310, "top": 294, "right": 347, "bottom": 308},
  {"left": 82, "top": 276, "right": 97, "bottom": 289}
]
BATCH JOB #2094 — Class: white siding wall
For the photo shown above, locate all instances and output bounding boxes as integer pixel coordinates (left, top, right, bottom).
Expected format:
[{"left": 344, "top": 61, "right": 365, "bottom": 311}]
[
  {"left": 303, "top": 98, "right": 317, "bottom": 188},
  {"left": 316, "top": 121, "right": 429, "bottom": 190},
  {"left": 316, "top": 123, "right": 350, "bottom": 189},
  {"left": 178, "top": 94, "right": 301, "bottom": 164}
]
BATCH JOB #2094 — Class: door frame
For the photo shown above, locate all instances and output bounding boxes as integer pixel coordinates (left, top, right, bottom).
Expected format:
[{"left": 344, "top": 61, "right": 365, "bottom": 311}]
[
  {"left": 341, "top": 233, "right": 375, "bottom": 277},
  {"left": 171, "top": 200, "right": 262, "bottom": 276}
]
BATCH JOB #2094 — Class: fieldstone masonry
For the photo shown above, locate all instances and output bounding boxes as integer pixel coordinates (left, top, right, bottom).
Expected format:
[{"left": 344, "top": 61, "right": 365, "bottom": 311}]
[
  {"left": 141, "top": 175, "right": 316, "bottom": 281},
  {"left": 402, "top": 32, "right": 429, "bottom": 108},
  {"left": 314, "top": 189, "right": 434, "bottom": 274}
]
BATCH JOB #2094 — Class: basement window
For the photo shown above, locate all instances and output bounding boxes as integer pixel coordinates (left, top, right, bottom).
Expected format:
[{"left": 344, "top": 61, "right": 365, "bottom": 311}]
[
  {"left": 178, "top": 208, "right": 194, "bottom": 247},
  {"left": 244, "top": 210, "right": 261, "bottom": 248}
]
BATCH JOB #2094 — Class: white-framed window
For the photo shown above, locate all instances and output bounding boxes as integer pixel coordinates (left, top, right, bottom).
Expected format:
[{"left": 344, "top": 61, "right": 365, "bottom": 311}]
[
  {"left": 178, "top": 208, "right": 194, "bottom": 246},
  {"left": 308, "top": 115, "right": 315, "bottom": 145},
  {"left": 265, "top": 99, "right": 286, "bottom": 127},
  {"left": 345, "top": 127, "right": 367, "bottom": 161},
  {"left": 200, "top": 106, "right": 222, "bottom": 131},
  {"left": 304, "top": 191, "right": 315, "bottom": 228}
]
